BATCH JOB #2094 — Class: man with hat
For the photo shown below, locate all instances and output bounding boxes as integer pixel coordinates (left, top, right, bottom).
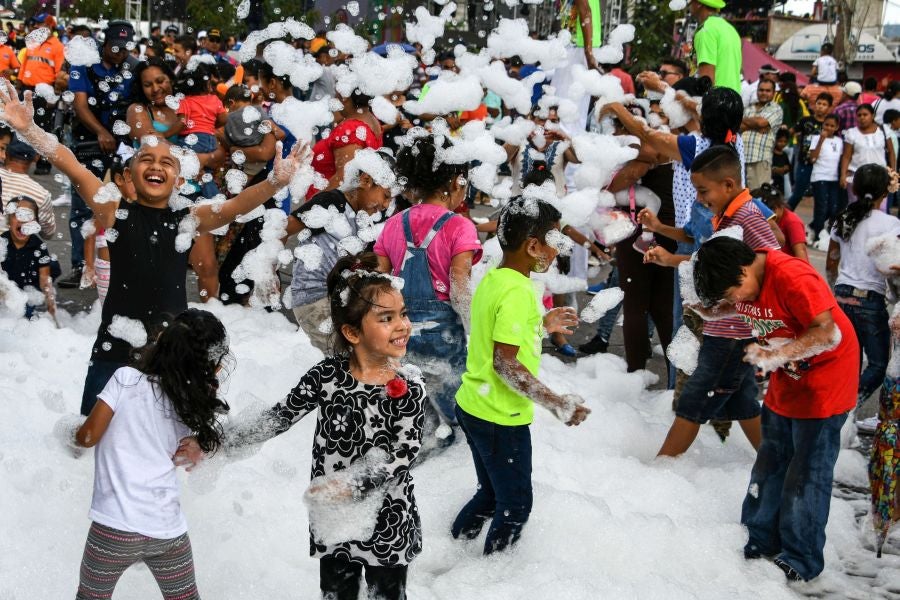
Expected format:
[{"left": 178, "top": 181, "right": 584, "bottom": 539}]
[
  {"left": 17, "top": 19, "right": 65, "bottom": 174},
  {"left": 0, "top": 138, "right": 55, "bottom": 239},
  {"left": 834, "top": 81, "right": 861, "bottom": 133},
  {"left": 203, "top": 28, "right": 233, "bottom": 65},
  {"left": 164, "top": 24, "right": 179, "bottom": 47},
  {"left": 688, "top": 0, "right": 742, "bottom": 93},
  {"left": 60, "top": 20, "right": 138, "bottom": 288}
]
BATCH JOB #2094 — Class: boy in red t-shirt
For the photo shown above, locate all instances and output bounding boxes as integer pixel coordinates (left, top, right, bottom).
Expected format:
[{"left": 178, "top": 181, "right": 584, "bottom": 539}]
[{"left": 694, "top": 236, "right": 858, "bottom": 583}]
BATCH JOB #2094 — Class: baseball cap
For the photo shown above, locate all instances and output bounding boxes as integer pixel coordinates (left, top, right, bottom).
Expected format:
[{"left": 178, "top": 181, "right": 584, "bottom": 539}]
[
  {"left": 841, "top": 81, "right": 862, "bottom": 98},
  {"left": 7, "top": 138, "right": 37, "bottom": 162},
  {"left": 696, "top": 0, "right": 726, "bottom": 8},
  {"left": 165, "top": 25, "right": 179, "bottom": 35},
  {"left": 104, "top": 20, "right": 134, "bottom": 48},
  {"left": 208, "top": 28, "right": 222, "bottom": 41},
  {"left": 758, "top": 64, "right": 779, "bottom": 74},
  {"left": 309, "top": 37, "right": 328, "bottom": 54}
]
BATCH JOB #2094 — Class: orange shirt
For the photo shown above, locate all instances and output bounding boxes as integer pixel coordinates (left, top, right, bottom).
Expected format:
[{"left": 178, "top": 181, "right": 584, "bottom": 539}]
[
  {"left": 0, "top": 44, "right": 20, "bottom": 73},
  {"left": 19, "top": 36, "right": 65, "bottom": 86}
]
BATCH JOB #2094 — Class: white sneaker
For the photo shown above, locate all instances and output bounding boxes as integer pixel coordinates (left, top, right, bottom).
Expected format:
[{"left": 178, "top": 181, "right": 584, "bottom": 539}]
[{"left": 855, "top": 416, "right": 880, "bottom": 434}]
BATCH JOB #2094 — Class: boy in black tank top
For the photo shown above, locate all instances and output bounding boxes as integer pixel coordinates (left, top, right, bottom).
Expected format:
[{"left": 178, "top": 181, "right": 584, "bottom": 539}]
[{"left": 0, "top": 79, "right": 311, "bottom": 414}]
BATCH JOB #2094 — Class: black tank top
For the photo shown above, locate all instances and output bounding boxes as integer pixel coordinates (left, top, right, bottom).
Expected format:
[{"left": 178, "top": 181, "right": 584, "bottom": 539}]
[{"left": 91, "top": 199, "right": 191, "bottom": 363}]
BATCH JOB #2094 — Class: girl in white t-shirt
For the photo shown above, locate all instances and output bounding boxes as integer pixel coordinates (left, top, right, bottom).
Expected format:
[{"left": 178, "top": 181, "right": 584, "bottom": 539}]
[
  {"left": 808, "top": 114, "right": 843, "bottom": 236},
  {"left": 68, "top": 308, "right": 231, "bottom": 599}
]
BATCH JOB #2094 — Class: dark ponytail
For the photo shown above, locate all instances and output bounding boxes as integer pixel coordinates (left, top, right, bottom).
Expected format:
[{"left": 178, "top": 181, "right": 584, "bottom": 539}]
[
  {"left": 396, "top": 133, "right": 468, "bottom": 199},
  {"left": 137, "top": 309, "right": 231, "bottom": 453},
  {"left": 700, "top": 87, "right": 744, "bottom": 146},
  {"left": 833, "top": 163, "right": 890, "bottom": 240}
]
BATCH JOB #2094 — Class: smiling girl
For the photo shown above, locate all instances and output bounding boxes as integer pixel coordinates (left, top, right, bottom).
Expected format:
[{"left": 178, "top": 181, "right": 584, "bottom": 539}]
[
  {"left": 218, "top": 252, "right": 424, "bottom": 600},
  {"left": 0, "top": 78, "right": 310, "bottom": 416}
]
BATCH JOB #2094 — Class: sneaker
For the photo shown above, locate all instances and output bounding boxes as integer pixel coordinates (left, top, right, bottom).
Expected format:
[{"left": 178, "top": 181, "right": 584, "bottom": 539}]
[
  {"left": 57, "top": 267, "right": 84, "bottom": 289},
  {"left": 554, "top": 343, "right": 577, "bottom": 357},
  {"left": 586, "top": 282, "right": 607, "bottom": 295},
  {"left": 773, "top": 557, "right": 805, "bottom": 582},
  {"left": 578, "top": 337, "right": 608, "bottom": 355},
  {"left": 855, "top": 416, "right": 880, "bottom": 435}
]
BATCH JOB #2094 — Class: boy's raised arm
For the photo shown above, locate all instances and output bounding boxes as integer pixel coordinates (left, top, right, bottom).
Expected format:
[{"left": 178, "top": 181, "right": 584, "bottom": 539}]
[{"left": 0, "top": 79, "right": 109, "bottom": 225}]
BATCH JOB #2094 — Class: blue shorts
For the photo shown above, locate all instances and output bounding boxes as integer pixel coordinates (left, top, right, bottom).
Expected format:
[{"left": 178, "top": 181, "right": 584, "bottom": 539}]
[{"left": 676, "top": 335, "right": 761, "bottom": 424}]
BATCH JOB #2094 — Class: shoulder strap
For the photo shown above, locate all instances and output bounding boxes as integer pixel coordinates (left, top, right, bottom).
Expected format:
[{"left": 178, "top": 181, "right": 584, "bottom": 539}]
[
  {"left": 401, "top": 208, "right": 415, "bottom": 247},
  {"left": 419, "top": 211, "right": 455, "bottom": 250},
  {"left": 628, "top": 186, "right": 637, "bottom": 224}
]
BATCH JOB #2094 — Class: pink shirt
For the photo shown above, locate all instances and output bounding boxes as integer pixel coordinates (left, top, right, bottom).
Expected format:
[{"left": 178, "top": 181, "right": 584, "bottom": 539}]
[{"left": 374, "top": 204, "right": 482, "bottom": 301}]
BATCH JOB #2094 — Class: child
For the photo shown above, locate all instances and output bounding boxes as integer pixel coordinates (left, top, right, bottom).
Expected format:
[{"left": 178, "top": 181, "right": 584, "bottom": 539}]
[
  {"left": 0, "top": 77, "right": 309, "bottom": 416},
  {"left": 0, "top": 195, "right": 57, "bottom": 319},
  {"left": 693, "top": 236, "right": 858, "bottom": 581},
  {"left": 176, "top": 62, "right": 227, "bottom": 197},
  {"left": 826, "top": 164, "right": 900, "bottom": 404},
  {"left": 808, "top": 113, "right": 843, "bottom": 238},
  {"left": 222, "top": 252, "right": 425, "bottom": 600},
  {"left": 68, "top": 308, "right": 231, "bottom": 598},
  {"left": 770, "top": 129, "right": 792, "bottom": 195},
  {"left": 451, "top": 196, "right": 590, "bottom": 555},
  {"left": 641, "top": 145, "right": 779, "bottom": 457},
  {"left": 756, "top": 183, "right": 809, "bottom": 261},
  {"left": 811, "top": 42, "right": 838, "bottom": 85},
  {"left": 789, "top": 92, "right": 833, "bottom": 210},
  {"left": 286, "top": 149, "right": 395, "bottom": 352},
  {"left": 223, "top": 84, "right": 267, "bottom": 178},
  {"left": 375, "top": 134, "right": 482, "bottom": 440}
]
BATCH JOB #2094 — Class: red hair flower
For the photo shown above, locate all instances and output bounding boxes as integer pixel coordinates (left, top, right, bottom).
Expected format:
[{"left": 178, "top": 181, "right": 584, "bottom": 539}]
[{"left": 385, "top": 376, "right": 408, "bottom": 399}]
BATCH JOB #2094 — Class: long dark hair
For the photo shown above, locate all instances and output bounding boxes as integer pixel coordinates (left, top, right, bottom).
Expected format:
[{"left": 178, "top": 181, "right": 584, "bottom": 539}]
[
  {"left": 833, "top": 163, "right": 891, "bottom": 240},
  {"left": 326, "top": 252, "right": 399, "bottom": 355},
  {"left": 136, "top": 308, "right": 231, "bottom": 453},
  {"left": 396, "top": 133, "right": 468, "bottom": 199},
  {"left": 130, "top": 57, "right": 176, "bottom": 107},
  {"left": 700, "top": 87, "right": 744, "bottom": 146}
]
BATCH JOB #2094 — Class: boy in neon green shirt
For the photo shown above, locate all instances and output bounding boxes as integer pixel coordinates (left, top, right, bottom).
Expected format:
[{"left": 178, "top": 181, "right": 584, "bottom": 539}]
[{"left": 451, "top": 196, "right": 591, "bottom": 555}]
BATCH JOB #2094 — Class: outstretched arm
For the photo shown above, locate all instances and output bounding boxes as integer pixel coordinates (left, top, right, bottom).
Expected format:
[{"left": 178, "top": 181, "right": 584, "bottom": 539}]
[
  {"left": 744, "top": 310, "right": 841, "bottom": 375},
  {"left": 0, "top": 79, "right": 111, "bottom": 226}
]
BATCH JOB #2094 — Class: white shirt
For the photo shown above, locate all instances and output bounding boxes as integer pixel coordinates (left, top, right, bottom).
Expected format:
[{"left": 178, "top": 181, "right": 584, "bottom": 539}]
[
  {"left": 809, "top": 134, "right": 843, "bottom": 182},
  {"left": 90, "top": 367, "right": 192, "bottom": 539},
  {"left": 813, "top": 55, "right": 837, "bottom": 83},
  {"left": 875, "top": 97, "right": 900, "bottom": 125},
  {"left": 832, "top": 210, "right": 900, "bottom": 295},
  {"left": 843, "top": 127, "right": 888, "bottom": 174}
]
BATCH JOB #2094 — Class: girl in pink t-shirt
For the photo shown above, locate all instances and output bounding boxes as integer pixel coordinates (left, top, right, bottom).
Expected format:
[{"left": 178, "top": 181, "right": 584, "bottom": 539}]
[{"left": 375, "top": 135, "right": 482, "bottom": 446}]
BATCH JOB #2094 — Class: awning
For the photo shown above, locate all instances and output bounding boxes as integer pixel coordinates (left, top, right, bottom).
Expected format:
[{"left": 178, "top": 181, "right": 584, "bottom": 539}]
[{"left": 742, "top": 40, "right": 810, "bottom": 85}]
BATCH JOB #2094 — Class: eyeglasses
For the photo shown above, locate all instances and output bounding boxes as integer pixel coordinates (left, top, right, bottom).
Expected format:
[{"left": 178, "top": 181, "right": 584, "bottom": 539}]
[{"left": 658, "top": 70, "right": 680, "bottom": 78}]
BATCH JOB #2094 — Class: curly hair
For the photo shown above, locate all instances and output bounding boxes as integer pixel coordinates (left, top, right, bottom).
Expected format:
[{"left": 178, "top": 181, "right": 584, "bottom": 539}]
[
  {"left": 176, "top": 62, "right": 215, "bottom": 96},
  {"left": 136, "top": 308, "right": 231, "bottom": 453},
  {"left": 326, "top": 252, "right": 399, "bottom": 355},
  {"left": 833, "top": 164, "right": 891, "bottom": 241},
  {"left": 130, "top": 57, "right": 177, "bottom": 107},
  {"left": 396, "top": 133, "right": 469, "bottom": 199},
  {"left": 700, "top": 87, "right": 744, "bottom": 146}
]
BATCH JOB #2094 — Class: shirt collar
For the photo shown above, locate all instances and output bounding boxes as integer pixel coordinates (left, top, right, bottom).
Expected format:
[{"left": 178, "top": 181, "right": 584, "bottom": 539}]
[{"left": 712, "top": 188, "right": 752, "bottom": 231}]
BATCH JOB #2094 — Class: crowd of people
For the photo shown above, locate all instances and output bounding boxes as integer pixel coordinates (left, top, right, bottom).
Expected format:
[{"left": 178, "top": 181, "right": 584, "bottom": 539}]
[{"left": 1, "top": 0, "right": 899, "bottom": 598}]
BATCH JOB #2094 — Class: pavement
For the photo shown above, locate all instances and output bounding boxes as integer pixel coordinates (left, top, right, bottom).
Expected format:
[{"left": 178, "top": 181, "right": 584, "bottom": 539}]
[{"left": 33, "top": 167, "right": 879, "bottom": 422}]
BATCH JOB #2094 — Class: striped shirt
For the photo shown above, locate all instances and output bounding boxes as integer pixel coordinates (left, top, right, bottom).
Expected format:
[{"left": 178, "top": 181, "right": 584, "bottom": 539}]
[
  {"left": 704, "top": 190, "right": 780, "bottom": 339},
  {"left": 0, "top": 168, "right": 55, "bottom": 239}
]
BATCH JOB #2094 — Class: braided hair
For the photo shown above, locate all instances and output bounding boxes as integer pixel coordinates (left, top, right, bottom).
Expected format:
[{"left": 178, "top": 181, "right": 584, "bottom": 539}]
[{"left": 136, "top": 309, "right": 231, "bottom": 453}]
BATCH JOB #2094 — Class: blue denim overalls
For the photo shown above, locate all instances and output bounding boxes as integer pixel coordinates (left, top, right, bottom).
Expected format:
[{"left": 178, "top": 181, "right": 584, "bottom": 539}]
[{"left": 398, "top": 208, "right": 468, "bottom": 424}]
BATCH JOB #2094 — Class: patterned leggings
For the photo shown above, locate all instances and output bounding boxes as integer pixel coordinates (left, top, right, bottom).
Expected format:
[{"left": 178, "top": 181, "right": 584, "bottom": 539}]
[{"left": 76, "top": 522, "right": 200, "bottom": 599}]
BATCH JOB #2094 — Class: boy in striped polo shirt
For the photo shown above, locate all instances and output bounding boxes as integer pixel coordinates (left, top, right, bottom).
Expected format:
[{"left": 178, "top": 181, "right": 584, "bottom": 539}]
[{"left": 644, "top": 145, "right": 779, "bottom": 456}]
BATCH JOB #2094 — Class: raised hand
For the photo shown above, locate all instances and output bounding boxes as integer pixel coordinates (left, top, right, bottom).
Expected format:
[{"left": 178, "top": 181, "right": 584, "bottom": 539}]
[
  {"left": 637, "top": 207, "right": 661, "bottom": 232},
  {"left": 543, "top": 306, "right": 579, "bottom": 335},
  {"left": 0, "top": 78, "right": 34, "bottom": 131},
  {"left": 268, "top": 140, "right": 312, "bottom": 188}
]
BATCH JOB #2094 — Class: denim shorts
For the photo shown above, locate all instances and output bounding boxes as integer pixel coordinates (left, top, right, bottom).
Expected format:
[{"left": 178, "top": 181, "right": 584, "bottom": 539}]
[{"left": 675, "top": 335, "right": 761, "bottom": 424}]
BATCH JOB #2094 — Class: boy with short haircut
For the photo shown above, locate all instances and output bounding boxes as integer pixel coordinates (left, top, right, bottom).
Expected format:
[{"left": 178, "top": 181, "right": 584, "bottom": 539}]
[
  {"left": 693, "top": 235, "right": 858, "bottom": 582},
  {"left": 452, "top": 196, "right": 590, "bottom": 555},
  {"left": 642, "top": 145, "right": 780, "bottom": 457},
  {"left": 223, "top": 84, "right": 266, "bottom": 178},
  {"left": 790, "top": 92, "right": 834, "bottom": 210},
  {"left": 770, "top": 129, "right": 791, "bottom": 194},
  {"left": 811, "top": 42, "right": 838, "bottom": 85}
]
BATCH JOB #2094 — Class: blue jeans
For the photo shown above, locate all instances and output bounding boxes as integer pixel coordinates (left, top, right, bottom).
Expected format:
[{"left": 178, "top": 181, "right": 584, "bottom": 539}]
[
  {"left": 742, "top": 406, "right": 847, "bottom": 581},
  {"left": 179, "top": 132, "right": 219, "bottom": 198},
  {"left": 81, "top": 359, "right": 127, "bottom": 416},
  {"left": 788, "top": 161, "right": 813, "bottom": 210},
  {"left": 834, "top": 285, "right": 890, "bottom": 402},
  {"left": 451, "top": 406, "right": 533, "bottom": 554},
  {"left": 675, "top": 335, "right": 760, "bottom": 424},
  {"left": 810, "top": 181, "right": 839, "bottom": 237}
]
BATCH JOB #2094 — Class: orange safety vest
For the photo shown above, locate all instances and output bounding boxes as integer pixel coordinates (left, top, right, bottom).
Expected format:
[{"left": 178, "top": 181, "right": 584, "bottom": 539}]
[{"left": 19, "top": 36, "right": 64, "bottom": 87}]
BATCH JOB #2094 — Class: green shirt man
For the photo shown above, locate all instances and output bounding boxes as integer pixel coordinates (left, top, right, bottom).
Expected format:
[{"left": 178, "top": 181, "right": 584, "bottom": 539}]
[{"left": 689, "top": 0, "right": 742, "bottom": 93}]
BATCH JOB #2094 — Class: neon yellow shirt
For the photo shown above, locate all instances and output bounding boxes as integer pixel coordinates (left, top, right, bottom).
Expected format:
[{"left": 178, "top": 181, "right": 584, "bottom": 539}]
[
  {"left": 575, "top": 0, "right": 603, "bottom": 48},
  {"left": 456, "top": 268, "right": 543, "bottom": 426},
  {"left": 693, "top": 15, "right": 742, "bottom": 93}
]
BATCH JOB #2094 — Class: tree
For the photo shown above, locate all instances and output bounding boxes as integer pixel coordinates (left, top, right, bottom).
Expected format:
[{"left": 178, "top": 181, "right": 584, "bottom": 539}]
[
  {"left": 626, "top": 0, "right": 679, "bottom": 74},
  {"left": 62, "top": 0, "right": 126, "bottom": 21},
  {"left": 832, "top": 0, "right": 860, "bottom": 67}
]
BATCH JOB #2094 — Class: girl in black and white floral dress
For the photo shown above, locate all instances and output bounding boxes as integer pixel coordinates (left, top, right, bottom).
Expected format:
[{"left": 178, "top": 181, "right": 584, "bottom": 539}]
[{"left": 227, "top": 252, "right": 425, "bottom": 600}]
